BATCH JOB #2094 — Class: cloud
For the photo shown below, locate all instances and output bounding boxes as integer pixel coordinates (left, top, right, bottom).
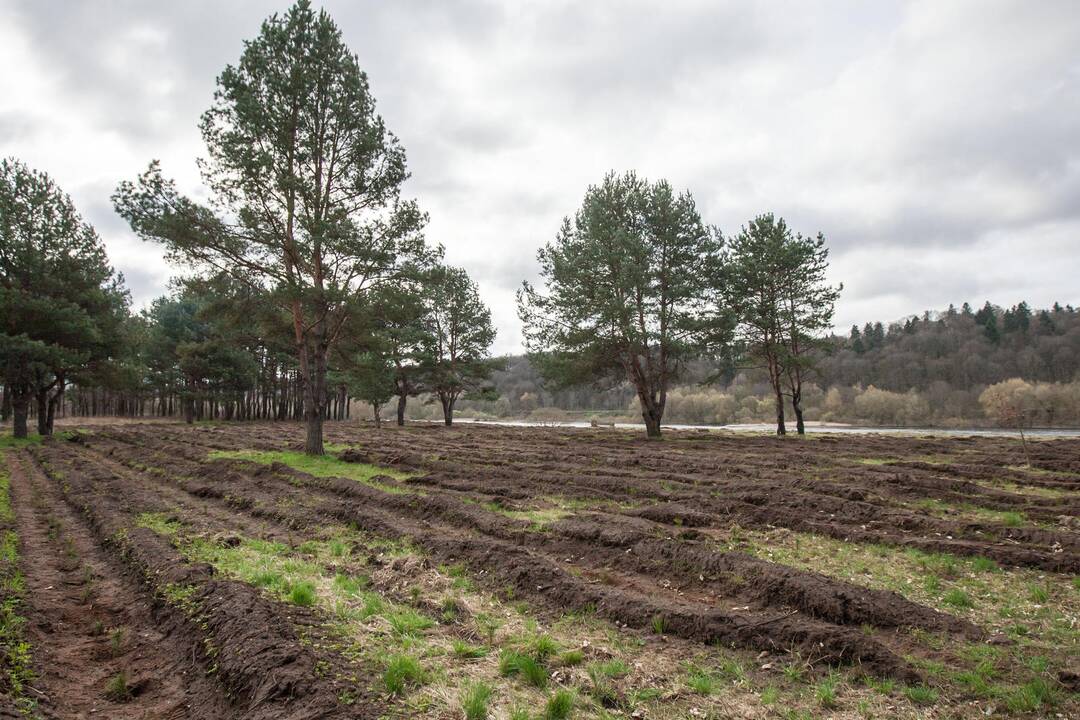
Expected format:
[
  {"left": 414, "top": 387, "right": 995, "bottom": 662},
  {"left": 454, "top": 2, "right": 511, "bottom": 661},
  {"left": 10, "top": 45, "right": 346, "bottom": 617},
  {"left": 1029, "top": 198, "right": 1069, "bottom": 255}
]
[{"left": 2, "top": 0, "right": 1078, "bottom": 355}]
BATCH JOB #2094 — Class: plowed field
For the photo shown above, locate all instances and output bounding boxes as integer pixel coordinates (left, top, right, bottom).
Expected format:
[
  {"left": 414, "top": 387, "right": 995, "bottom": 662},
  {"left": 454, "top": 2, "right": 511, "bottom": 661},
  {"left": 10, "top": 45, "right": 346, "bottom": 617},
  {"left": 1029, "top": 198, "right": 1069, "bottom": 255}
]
[{"left": 2, "top": 421, "right": 1077, "bottom": 719}]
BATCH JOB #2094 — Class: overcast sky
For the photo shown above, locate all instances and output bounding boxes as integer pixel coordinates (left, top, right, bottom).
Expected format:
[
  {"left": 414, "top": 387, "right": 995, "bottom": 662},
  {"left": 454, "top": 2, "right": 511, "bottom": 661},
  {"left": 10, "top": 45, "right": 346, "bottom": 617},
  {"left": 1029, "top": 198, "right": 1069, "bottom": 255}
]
[{"left": 2, "top": 1, "right": 1078, "bottom": 354}]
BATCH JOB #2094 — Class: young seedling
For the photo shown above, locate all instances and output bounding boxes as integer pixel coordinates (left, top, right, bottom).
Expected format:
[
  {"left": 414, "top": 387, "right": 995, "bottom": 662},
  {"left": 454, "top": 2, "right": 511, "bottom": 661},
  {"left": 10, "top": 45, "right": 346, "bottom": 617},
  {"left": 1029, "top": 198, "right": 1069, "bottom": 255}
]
[
  {"left": 105, "top": 671, "right": 131, "bottom": 702},
  {"left": 110, "top": 627, "right": 125, "bottom": 656}
]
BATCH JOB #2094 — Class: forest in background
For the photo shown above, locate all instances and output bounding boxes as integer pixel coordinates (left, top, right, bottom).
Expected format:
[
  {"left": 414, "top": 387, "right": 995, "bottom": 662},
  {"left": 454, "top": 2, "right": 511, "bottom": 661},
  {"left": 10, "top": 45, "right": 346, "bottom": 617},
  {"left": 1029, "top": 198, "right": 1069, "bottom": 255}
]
[
  {"left": 4, "top": 0, "right": 1078, "bottom": 441},
  {"left": 436, "top": 301, "right": 1080, "bottom": 428}
]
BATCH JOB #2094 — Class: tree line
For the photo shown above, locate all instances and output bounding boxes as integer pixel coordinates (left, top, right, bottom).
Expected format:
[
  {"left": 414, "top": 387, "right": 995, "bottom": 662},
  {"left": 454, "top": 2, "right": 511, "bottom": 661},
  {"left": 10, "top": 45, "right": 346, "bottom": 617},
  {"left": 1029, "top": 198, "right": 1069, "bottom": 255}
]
[
  {"left": 2, "top": 1, "right": 498, "bottom": 451},
  {"left": 517, "top": 172, "right": 840, "bottom": 437},
  {"left": 3, "top": 0, "right": 843, "bottom": 445},
  {"left": 20, "top": 0, "right": 1064, "bottom": 442},
  {"left": 463, "top": 300, "right": 1080, "bottom": 429}
]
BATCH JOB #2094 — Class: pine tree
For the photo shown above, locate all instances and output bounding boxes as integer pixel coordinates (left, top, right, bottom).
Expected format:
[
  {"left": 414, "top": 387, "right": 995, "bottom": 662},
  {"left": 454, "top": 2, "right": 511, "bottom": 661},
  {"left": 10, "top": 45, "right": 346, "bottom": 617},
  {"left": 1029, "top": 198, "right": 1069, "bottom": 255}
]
[
  {"left": 427, "top": 266, "right": 497, "bottom": 426},
  {"left": 518, "top": 171, "right": 727, "bottom": 438},
  {"left": 1, "top": 158, "right": 128, "bottom": 437},
  {"left": 113, "top": 0, "right": 428, "bottom": 454}
]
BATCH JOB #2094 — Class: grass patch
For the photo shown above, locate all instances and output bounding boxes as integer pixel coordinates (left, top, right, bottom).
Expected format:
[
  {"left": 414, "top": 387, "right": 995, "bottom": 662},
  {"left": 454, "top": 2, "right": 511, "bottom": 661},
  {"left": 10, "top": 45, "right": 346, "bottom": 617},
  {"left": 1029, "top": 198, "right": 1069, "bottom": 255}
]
[
  {"left": 590, "top": 658, "right": 630, "bottom": 679},
  {"left": 483, "top": 502, "right": 571, "bottom": 531},
  {"left": 544, "top": 689, "right": 575, "bottom": 720},
  {"left": 387, "top": 608, "right": 434, "bottom": 636},
  {"left": 0, "top": 453, "right": 35, "bottom": 709},
  {"left": 288, "top": 581, "right": 316, "bottom": 606},
  {"left": 499, "top": 649, "right": 548, "bottom": 688},
  {"left": 815, "top": 673, "right": 840, "bottom": 708},
  {"left": 209, "top": 449, "right": 416, "bottom": 494},
  {"left": 904, "top": 684, "right": 938, "bottom": 706},
  {"left": 461, "top": 681, "right": 494, "bottom": 720},
  {"left": 384, "top": 654, "right": 424, "bottom": 695},
  {"left": 1004, "top": 677, "right": 1057, "bottom": 712},
  {"left": 942, "top": 588, "right": 974, "bottom": 609},
  {"left": 687, "top": 666, "right": 715, "bottom": 695},
  {"left": 452, "top": 639, "right": 488, "bottom": 659}
]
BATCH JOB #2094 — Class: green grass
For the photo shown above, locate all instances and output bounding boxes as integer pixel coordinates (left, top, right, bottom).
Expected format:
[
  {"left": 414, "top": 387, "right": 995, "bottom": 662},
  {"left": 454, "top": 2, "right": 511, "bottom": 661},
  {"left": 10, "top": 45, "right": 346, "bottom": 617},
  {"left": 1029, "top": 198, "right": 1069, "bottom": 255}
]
[
  {"left": 0, "top": 435, "right": 42, "bottom": 451},
  {"left": 904, "top": 684, "right": 938, "bottom": 706},
  {"left": 461, "top": 681, "right": 494, "bottom": 720},
  {"left": 384, "top": 654, "right": 424, "bottom": 695},
  {"left": 589, "top": 658, "right": 630, "bottom": 679},
  {"left": 452, "top": 639, "right": 488, "bottom": 659},
  {"left": 544, "top": 689, "right": 575, "bottom": 720},
  {"left": 0, "top": 450, "right": 36, "bottom": 708},
  {"left": 288, "top": 581, "right": 316, "bottom": 606},
  {"left": 815, "top": 673, "right": 840, "bottom": 708},
  {"left": 499, "top": 649, "right": 548, "bottom": 688},
  {"left": 1004, "top": 677, "right": 1057, "bottom": 712},
  {"left": 687, "top": 667, "right": 715, "bottom": 695},
  {"left": 386, "top": 608, "right": 434, "bottom": 636},
  {"left": 530, "top": 633, "right": 560, "bottom": 660},
  {"left": 559, "top": 649, "right": 583, "bottom": 666},
  {"left": 209, "top": 449, "right": 416, "bottom": 494},
  {"left": 942, "top": 588, "right": 974, "bottom": 608}
]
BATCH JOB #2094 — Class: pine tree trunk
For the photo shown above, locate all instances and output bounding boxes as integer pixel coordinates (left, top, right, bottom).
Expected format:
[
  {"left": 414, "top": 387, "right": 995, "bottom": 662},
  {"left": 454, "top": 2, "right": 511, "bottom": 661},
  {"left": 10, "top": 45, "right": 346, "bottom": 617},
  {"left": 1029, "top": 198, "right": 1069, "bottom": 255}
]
[
  {"left": 36, "top": 387, "right": 50, "bottom": 435},
  {"left": 46, "top": 380, "right": 63, "bottom": 436},
  {"left": 302, "top": 343, "right": 326, "bottom": 455},
  {"left": 12, "top": 395, "right": 29, "bottom": 439},
  {"left": 440, "top": 394, "right": 455, "bottom": 426},
  {"left": 372, "top": 403, "right": 382, "bottom": 429},
  {"left": 396, "top": 393, "right": 407, "bottom": 426},
  {"left": 639, "top": 397, "right": 663, "bottom": 438},
  {"left": 774, "top": 387, "right": 786, "bottom": 436},
  {"left": 792, "top": 388, "right": 805, "bottom": 435}
]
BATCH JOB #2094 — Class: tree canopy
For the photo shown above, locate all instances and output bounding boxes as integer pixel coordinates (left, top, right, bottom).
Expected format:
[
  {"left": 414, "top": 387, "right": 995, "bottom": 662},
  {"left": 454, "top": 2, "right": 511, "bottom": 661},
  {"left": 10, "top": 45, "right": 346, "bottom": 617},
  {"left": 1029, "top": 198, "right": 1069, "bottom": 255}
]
[
  {"left": 1, "top": 158, "right": 128, "bottom": 437},
  {"left": 113, "top": 0, "right": 430, "bottom": 454},
  {"left": 518, "top": 171, "right": 726, "bottom": 437}
]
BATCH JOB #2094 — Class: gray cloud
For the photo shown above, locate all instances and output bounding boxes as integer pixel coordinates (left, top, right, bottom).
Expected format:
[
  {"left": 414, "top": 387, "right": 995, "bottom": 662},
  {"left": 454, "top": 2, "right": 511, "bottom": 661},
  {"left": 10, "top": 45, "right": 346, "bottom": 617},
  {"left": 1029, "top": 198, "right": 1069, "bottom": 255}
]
[{"left": 2, "top": 0, "right": 1078, "bottom": 354}]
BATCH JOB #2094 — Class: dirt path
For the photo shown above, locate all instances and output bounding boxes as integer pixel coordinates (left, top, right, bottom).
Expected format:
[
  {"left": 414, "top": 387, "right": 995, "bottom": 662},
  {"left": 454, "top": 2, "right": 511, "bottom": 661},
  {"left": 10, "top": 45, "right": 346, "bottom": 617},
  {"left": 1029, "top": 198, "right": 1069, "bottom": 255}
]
[{"left": 7, "top": 449, "right": 229, "bottom": 719}]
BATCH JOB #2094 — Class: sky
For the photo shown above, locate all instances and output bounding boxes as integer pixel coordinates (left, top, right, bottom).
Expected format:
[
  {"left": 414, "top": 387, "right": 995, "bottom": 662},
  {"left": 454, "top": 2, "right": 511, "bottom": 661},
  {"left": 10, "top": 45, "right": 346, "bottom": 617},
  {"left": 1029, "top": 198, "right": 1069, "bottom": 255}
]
[{"left": 2, "top": 0, "right": 1078, "bottom": 354}]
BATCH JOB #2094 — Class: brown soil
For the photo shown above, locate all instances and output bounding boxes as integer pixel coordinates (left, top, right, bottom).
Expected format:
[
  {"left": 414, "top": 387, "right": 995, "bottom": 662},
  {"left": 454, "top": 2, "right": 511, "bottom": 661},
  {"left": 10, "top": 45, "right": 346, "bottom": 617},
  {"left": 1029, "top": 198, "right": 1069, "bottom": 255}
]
[
  {"left": 5, "top": 421, "right": 1077, "bottom": 717},
  {"left": 7, "top": 450, "right": 230, "bottom": 719}
]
